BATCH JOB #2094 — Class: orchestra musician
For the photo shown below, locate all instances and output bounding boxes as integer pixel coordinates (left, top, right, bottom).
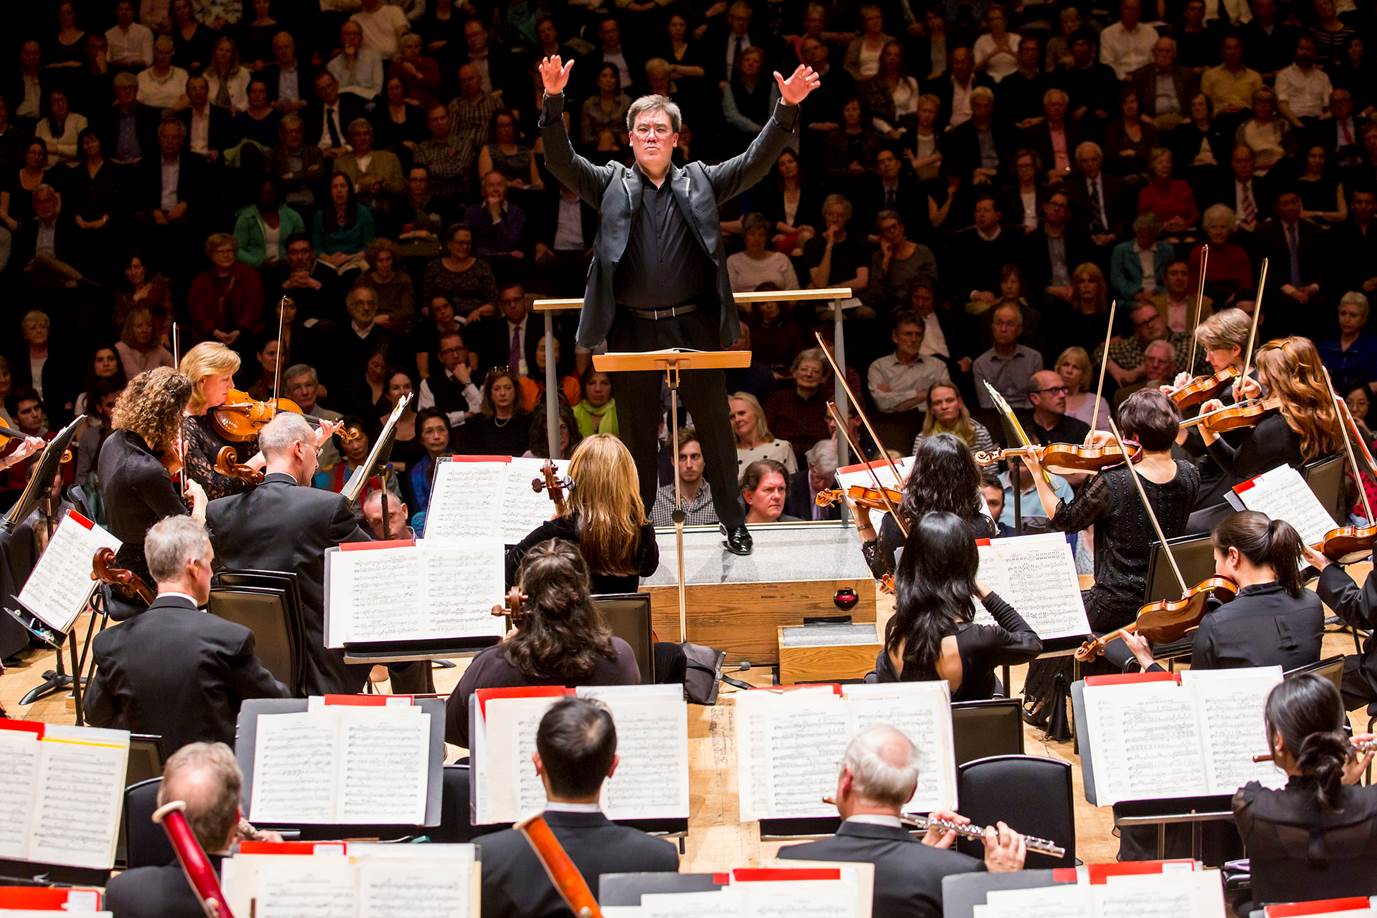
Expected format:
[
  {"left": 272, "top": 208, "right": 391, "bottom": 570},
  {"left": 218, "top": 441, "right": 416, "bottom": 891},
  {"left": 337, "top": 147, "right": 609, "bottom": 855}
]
[
  {"left": 105, "top": 743, "right": 264, "bottom": 918},
  {"left": 1233, "top": 674, "right": 1377, "bottom": 904},
  {"left": 1123, "top": 511, "right": 1322, "bottom": 672},
  {"left": 205, "top": 413, "right": 397, "bottom": 695},
  {"left": 1303, "top": 543, "right": 1377, "bottom": 711},
  {"left": 854, "top": 432, "right": 998, "bottom": 582},
  {"left": 875, "top": 511, "right": 1042, "bottom": 699},
  {"left": 84, "top": 516, "right": 287, "bottom": 753},
  {"left": 445, "top": 539, "right": 641, "bottom": 748},
  {"left": 1191, "top": 336, "right": 1341, "bottom": 529},
  {"left": 506, "top": 433, "right": 659, "bottom": 595},
  {"left": 474, "top": 697, "right": 679, "bottom": 918},
  {"left": 98, "top": 367, "right": 208, "bottom": 592},
  {"left": 179, "top": 341, "right": 258, "bottom": 499},
  {"left": 779, "top": 724, "right": 1026, "bottom": 918}
]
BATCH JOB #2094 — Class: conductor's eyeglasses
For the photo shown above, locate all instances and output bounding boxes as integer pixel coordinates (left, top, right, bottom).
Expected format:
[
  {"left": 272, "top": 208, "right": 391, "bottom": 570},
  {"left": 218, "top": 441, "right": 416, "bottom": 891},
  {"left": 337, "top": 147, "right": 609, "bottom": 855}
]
[{"left": 633, "top": 124, "right": 673, "bottom": 138}]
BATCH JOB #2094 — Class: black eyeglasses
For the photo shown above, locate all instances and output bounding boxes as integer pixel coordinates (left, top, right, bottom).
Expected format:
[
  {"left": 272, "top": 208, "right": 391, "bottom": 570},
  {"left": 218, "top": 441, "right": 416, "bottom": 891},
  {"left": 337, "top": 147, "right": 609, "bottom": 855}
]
[{"left": 1035, "top": 385, "right": 1069, "bottom": 395}]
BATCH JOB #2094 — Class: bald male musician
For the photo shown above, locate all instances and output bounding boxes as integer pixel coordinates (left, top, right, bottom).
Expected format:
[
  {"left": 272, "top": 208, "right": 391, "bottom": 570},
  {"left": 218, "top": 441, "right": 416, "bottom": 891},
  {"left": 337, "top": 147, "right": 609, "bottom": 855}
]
[
  {"left": 780, "top": 725, "right": 1026, "bottom": 918},
  {"left": 105, "top": 742, "right": 249, "bottom": 918},
  {"left": 84, "top": 516, "right": 286, "bottom": 753},
  {"left": 475, "top": 698, "right": 679, "bottom": 917},
  {"left": 536, "top": 54, "right": 822, "bottom": 557}
]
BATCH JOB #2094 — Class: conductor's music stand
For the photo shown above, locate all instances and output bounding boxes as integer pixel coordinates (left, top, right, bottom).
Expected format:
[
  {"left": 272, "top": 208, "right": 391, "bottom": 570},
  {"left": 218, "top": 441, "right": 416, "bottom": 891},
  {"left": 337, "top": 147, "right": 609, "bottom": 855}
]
[{"left": 594, "top": 348, "right": 751, "bottom": 642}]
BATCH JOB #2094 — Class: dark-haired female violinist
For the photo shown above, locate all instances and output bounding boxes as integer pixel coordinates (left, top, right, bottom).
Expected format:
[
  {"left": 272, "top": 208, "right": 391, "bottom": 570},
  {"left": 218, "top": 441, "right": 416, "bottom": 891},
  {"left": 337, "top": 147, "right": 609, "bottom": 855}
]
[
  {"left": 877, "top": 510, "right": 1041, "bottom": 701},
  {"left": 1234, "top": 674, "right": 1377, "bottom": 905}
]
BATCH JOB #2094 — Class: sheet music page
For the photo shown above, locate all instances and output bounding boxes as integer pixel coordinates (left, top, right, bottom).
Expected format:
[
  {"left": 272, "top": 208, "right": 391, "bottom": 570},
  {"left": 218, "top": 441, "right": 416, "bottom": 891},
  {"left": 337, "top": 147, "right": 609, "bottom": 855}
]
[
  {"left": 358, "top": 860, "right": 473, "bottom": 918},
  {"left": 18, "top": 512, "right": 121, "bottom": 633},
  {"left": 1180, "top": 667, "right": 1287, "bottom": 794},
  {"left": 326, "top": 545, "right": 425, "bottom": 647},
  {"left": 972, "top": 533, "right": 1091, "bottom": 639},
  {"left": 419, "top": 540, "right": 506, "bottom": 641},
  {"left": 252, "top": 857, "right": 358, "bottom": 918},
  {"left": 1092, "top": 871, "right": 1226, "bottom": 918},
  {"left": 0, "top": 730, "right": 39, "bottom": 860},
  {"left": 579, "top": 685, "right": 689, "bottom": 819},
  {"left": 500, "top": 458, "right": 570, "bottom": 544},
  {"left": 1233, "top": 465, "right": 1337, "bottom": 549},
  {"left": 27, "top": 725, "right": 128, "bottom": 869},
  {"left": 338, "top": 707, "right": 430, "bottom": 825},
  {"left": 638, "top": 890, "right": 743, "bottom": 917},
  {"left": 478, "top": 695, "right": 563, "bottom": 824},
  {"left": 422, "top": 459, "right": 509, "bottom": 542},
  {"left": 842, "top": 683, "right": 956, "bottom": 811},
  {"left": 977, "top": 884, "right": 1091, "bottom": 918},
  {"left": 1081, "top": 681, "right": 1207, "bottom": 804},
  {"left": 733, "top": 875, "right": 863, "bottom": 918},
  {"left": 736, "top": 690, "right": 851, "bottom": 820},
  {"left": 249, "top": 712, "right": 339, "bottom": 823}
]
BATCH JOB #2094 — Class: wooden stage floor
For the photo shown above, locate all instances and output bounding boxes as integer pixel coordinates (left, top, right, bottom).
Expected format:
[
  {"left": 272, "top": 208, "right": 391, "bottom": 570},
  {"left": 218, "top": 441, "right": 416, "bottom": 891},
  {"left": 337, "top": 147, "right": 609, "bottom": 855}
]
[{"left": 2, "top": 574, "right": 1369, "bottom": 871}]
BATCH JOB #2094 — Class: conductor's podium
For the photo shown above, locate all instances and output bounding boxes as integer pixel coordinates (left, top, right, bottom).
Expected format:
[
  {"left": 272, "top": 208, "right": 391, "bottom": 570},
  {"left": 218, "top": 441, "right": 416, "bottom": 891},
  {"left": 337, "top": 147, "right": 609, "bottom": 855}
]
[{"left": 640, "top": 521, "right": 876, "bottom": 665}]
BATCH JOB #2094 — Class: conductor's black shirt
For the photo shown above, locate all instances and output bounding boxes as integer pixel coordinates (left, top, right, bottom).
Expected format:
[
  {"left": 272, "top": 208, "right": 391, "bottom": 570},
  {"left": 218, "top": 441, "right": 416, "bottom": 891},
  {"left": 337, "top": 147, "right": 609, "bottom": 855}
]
[{"left": 613, "top": 170, "right": 713, "bottom": 309}]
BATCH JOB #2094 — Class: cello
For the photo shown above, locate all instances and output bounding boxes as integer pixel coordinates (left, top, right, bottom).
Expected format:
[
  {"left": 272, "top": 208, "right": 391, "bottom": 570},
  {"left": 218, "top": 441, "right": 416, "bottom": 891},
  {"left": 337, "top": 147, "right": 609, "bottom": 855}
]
[{"left": 531, "top": 460, "right": 571, "bottom": 516}]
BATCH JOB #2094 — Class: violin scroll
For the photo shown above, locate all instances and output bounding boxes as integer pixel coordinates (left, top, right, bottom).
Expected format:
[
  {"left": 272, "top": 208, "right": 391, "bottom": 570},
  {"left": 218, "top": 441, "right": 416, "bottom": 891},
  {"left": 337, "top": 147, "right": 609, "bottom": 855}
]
[
  {"left": 492, "top": 587, "right": 528, "bottom": 627},
  {"left": 531, "top": 460, "right": 572, "bottom": 516},
  {"left": 91, "top": 547, "right": 156, "bottom": 605},
  {"left": 214, "top": 446, "right": 264, "bottom": 485}
]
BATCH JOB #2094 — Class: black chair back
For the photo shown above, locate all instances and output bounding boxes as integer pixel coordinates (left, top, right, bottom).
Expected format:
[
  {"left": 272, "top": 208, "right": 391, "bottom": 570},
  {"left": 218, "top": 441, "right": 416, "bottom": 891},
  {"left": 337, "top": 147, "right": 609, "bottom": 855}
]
[
  {"left": 1285, "top": 654, "right": 1346, "bottom": 698},
  {"left": 592, "top": 593, "right": 655, "bottom": 683},
  {"left": 955, "top": 754, "right": 1076, "bottom": 868},
  {"left": 1302, "top": 454, "right": 1347, "bottom": 524},
  {"left": 432, "top": 764, "right": 480, "bottom": 843},
  {"left": 115, "top": 735, "right": 165, "bottom": 867},
  {"left": 207, "top": 585, "right": 302, "bottom": 695},
  {"left": 1144, "top": 533, "right": 1217, "bottom": 603},
  {"left": 124, "top": 777, "right": 174, "bottom": 869},
  {"left": 951, "top": 698, "right": 1024, "bottom": 765},
  {"left": 213, "top": 570, "right": 306, "bottom": 689}
]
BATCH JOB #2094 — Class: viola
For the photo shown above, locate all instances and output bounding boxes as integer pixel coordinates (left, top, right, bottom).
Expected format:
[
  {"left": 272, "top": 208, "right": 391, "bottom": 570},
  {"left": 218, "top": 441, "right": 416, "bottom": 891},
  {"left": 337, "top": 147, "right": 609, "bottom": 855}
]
[
  {"left": 816, "top": 484, "right": 904, "bottom": 513},
  {"left": 1167, "top": 367, "right": 1240, "bottom": 411},
  {"left": 491, "top": 586, "right": 528, "bottom": 628},
  {"left": 531, "top": 459, "right": 571, "bottom": 516},
  {"left": 1178, "top": 396, "right": 1280, "bottom": 435},
  {"left": 974, "top": 441, "right": 1142, "bottom": 476},
  {"left": 214, "top": 445, "right": 264, "bottom": 485},
  {"left": 91, "top": 546, "right": 156, "bottom": 605},
  {"left": 1075, "top": 576, "right": 1238, "bottom": 661},
  {"left": 211, "top": 389, "right": 362, "bottom": 444}
]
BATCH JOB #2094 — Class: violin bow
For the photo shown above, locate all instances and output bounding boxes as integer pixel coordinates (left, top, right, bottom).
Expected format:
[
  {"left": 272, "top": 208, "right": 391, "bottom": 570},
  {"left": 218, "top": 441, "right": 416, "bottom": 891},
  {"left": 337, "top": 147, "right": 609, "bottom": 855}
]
[
  {"left": 1187, "top": 244, "right": 1208, "bottom": 379},
  {"left": 172, "top": 321, "right": 187, "bottom": 496},
  {"left": 827, "top": 400, "right": 908, "bottom": 538},
  {"left": 1323, "top": 366, "right": 1375, "bottom": 525},
  {"left": 1238, "top": 258, "right": 1268, "bottom": 390},
  {"left": 813, "top": 330, "right": 907, "bottom": 490},
  {"left": 1088, "top": 298, "right": 1118, "bottom": 436},
  {"left": 1107, "top": 417, "right": 1188, "bottom": 597},
  {"left": 270, "top": 295, "right": 287, "bottom": 417}
]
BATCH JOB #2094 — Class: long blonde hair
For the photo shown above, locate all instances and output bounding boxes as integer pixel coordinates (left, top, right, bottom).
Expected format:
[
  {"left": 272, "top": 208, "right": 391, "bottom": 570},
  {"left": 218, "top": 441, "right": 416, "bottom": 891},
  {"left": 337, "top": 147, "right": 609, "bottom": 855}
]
[
  {"left": 920, "top": 383, "right": 977, "bottom": 445},
  {"left": 729, "top": 391, "right": 774, "bottom": 444},
  {"left": 1055, "top": 347, "right": 1091, "bottom": 396},
  {"left": 180, "top": 341, "right": 241, "bottom": 413},
  {"left": 1255, "top": 337, "right": 1340, "bottom": 461},
  {"left": 567, "top": 434, "right": 646, "bottom": 576}
]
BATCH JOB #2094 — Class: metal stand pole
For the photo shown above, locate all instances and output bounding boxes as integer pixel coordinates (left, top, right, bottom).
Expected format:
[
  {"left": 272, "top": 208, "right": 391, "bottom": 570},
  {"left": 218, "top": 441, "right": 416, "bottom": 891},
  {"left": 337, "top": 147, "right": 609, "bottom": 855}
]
[
  {"left": 832, "top": 300, "right": 848, "bottom": 467},
  {"left": 667, "top": 364, "right": 687, "bottom": 643},
  {"left": 543, "top": 311, "right": 559, "bottom": 459}
]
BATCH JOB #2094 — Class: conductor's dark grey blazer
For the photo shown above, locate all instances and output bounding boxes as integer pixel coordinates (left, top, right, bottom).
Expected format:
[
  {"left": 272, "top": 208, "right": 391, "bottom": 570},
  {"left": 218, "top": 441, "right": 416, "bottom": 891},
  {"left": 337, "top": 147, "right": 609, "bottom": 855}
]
[{"left": 537, "top": 91, "right": 800, "bottom": 349}]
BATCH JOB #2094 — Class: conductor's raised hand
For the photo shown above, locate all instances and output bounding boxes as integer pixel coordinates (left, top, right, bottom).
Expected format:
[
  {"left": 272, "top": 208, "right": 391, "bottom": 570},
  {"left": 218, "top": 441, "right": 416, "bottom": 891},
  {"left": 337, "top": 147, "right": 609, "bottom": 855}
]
[
  {"left": 774, "top": 64, "right": 822, "bottom": 105},
  {"left": 539, "top": 55, "right": 574, "bottom": 95}
]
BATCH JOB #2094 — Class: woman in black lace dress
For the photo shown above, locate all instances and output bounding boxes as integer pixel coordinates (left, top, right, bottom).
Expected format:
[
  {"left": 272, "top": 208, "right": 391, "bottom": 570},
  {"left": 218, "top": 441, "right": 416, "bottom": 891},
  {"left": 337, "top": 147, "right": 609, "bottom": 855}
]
[{"left": 179, "top": 341, "right": 257, "bottom": 500}]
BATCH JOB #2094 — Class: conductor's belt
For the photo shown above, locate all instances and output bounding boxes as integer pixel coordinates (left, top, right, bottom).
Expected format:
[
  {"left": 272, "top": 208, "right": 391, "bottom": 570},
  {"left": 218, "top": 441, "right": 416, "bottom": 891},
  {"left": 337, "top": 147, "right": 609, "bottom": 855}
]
[{"left": 620, "top": 303, "right": 699, "bottom": 321}]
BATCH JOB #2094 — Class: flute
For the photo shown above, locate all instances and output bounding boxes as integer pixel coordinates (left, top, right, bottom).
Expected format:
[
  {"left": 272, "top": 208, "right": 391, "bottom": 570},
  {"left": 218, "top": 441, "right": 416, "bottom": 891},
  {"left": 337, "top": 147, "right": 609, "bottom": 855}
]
[
  {"left": 1252, "top": 736, "right": 1377, "bottom": 764},
  {"left": 820, "top": 797, "right": 1065, "bottom": 859}
]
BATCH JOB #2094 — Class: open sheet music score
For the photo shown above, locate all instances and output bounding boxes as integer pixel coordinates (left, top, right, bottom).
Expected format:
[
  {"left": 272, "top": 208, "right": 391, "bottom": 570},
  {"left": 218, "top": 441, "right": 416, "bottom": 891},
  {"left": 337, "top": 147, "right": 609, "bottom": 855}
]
[
  {"left": 971, "top": 533, "right": 1091, "bottom": 639},
  {"left": 599, "top": 866, "right": 869, "bottom": 918},
  {"left": 470, "top": 684, "right": 689, "bottom": 825},
  {"left": 220, "top": 842, "right": 479, "bottom": 918},
  {"left": 324, "top": 539, "right": 505, "bottom": 647},
  {"left": 1230, "top": 464, "right": 1337, "bottom": 549},
  {"left": 965, "top": 865, "right": 1224, "bottom": 917},
  {"left": 735, "top": 683, "right": 956, "bottom": 821},
  {"left": 1078, "top": 667, "right": 1286, "bottom": 805},
  {"left": 0, "top": 720, "right": 129, "bottom": 870},
  {"left": 422, "top": 456, "right": 570, "bottom": 545},
  {"left": 248, "top": 702, "right": 432, "bottom": 825},
  {"left": 16, "top": 510, "right": 120, "bottom": 634}
]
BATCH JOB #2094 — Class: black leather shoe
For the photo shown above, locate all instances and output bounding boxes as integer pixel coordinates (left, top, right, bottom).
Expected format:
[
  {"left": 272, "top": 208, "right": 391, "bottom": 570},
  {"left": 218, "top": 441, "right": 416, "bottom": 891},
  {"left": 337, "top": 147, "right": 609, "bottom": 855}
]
[{"left": 723, "top": 524, "right": 753, "bottom": 556}]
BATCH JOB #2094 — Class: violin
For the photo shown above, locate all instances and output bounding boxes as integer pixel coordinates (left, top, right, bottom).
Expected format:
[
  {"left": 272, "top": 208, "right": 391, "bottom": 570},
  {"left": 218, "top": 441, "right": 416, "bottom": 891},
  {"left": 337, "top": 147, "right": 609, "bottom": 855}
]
[
  {"left": 214, "top": 445, "right": 264, "bottom": 485},
  {"left": 1167, "top": 367, "right": 1240, "bottom": 411},
  {"left": 1317, "top": 524, "right": 1377, "bottom": 563},
  {"left": 0, "top": 423, "right": 71, "bottom": 464},
  {"left": 1178, "top": 396, "right": 1281, "bottom": 435},
  {"left": 816, "top": 484, "right": 904, "bottom": 513},
  {"left": 210, "top": 389, "right": 362, "bottom": 444},
  {"left": 91, "top": 546, "right": 156, "bottom": 605},
  {"left": 1075, "top": 575, "right": 1238, "bottom": 662},
  {"left": 974, "top": 441, "right": 1142, "bottom": 476},
  {"left": 491, "top": 586, "right": 528, "bottom": 628},
  {"left": 531, "top": 460, "right": 571, "bottom": 516}
]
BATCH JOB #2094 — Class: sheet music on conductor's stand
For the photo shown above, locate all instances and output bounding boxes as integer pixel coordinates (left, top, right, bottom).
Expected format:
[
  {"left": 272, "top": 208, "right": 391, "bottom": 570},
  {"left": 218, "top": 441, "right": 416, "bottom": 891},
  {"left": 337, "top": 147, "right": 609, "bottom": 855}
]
[
  {"left": 423, "top": 455, "right": 570, "bottom": 545},
  {"left": 1228, "top": 464, "right": 1337, "bottom": 549},
  {"left": 15, "top": 509, "right": 119, "bottom": 635},
  {"left": 971, "top": 532, "right": 1090, "bottom": 640},
  {"left": 0, "top": 719, "right": 129, "bottom": 870}
]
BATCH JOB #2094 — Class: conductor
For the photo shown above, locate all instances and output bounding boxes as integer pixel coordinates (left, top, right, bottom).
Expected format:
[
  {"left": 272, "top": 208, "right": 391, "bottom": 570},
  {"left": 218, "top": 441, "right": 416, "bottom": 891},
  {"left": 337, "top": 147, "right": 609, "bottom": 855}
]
[{"left": 536, "top": 54, "right": 822, "bottom": 556}]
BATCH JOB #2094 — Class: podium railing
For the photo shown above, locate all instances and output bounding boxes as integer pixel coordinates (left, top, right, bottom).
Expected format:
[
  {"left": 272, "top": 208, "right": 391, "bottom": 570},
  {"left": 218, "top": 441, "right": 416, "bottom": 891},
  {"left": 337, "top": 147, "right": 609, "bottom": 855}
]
[{"left": 531, "top": 287, "right": 854, "bottom": 462}]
